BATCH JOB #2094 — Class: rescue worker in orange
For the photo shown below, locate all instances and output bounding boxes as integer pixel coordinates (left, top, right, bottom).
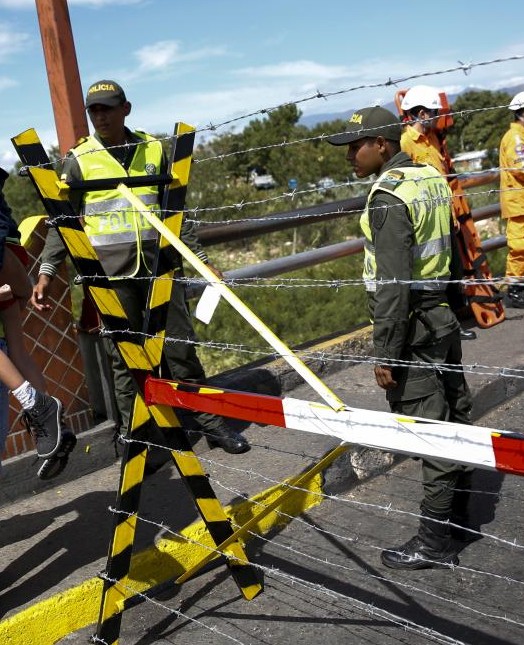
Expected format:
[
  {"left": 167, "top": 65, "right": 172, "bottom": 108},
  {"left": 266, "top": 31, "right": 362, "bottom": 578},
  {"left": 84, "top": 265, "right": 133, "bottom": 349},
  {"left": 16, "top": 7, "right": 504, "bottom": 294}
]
[
  {"left": 500, "top": 91, "right": 524, "bottom": 307},
  {"left": 400, "top": 85, "right": 476, "bottom": 340},
  {"left": 400, "top": 85, "right": 448, "bottom": 175}
]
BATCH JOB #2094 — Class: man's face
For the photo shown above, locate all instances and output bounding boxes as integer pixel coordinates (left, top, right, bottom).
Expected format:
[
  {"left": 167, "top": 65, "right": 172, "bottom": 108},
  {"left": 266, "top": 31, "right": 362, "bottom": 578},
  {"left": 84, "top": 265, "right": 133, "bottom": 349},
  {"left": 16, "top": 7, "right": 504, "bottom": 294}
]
[
  {"left": 87, "top": 102, "right": 128, "bottom": 142},
  {"left": 345, "top": 138, "right": 382, "bottom": 178}
]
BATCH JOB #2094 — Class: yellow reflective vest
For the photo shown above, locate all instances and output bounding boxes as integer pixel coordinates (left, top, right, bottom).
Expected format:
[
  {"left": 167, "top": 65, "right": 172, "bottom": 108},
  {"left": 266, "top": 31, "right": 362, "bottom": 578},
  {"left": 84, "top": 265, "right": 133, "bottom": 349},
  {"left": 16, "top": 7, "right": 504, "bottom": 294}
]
[
  {"left": 72, "top": 130, "right": 163, "bottom": 277},
  {"left": 360, "top": 164, "right": 453, "bottom": 291}
]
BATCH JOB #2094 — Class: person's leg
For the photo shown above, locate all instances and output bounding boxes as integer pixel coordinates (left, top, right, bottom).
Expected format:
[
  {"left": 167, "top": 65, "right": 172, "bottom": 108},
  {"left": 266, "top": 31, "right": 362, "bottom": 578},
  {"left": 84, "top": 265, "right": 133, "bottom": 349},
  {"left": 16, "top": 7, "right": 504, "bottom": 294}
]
[
  {"left": 505, "top": 216, "right": 524, "bottom": 307},
  {"left": 1, "top": 300, "right": 46, "bottom": 392},
  {"left": 162, "top": 281, "right": 249, "bottom": 453},
  {"left": 441, "top": 332, "right": 478, "bottom": 540},
  {"left": 0, "top": 287, "right": 64, "bottom": 461},
  {"left": 381, "top": 335, "right": 463, "bottom": 569},
  {"left": 110, "top": 278, "right": 148, "bottom": 432},
  {"left": 0, "top": 337, "right": 8, "bottom": 475}
]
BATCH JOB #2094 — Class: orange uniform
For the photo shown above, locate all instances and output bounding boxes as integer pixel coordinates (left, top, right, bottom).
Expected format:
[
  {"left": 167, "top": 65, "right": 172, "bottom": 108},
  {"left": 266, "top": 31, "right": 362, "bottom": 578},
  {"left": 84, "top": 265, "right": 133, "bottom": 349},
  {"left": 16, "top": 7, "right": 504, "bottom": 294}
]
[
  {"left": 401, "top": 125, "right": 462, "bottom": 227},
  {"left": 400, "top": 125, "right": 447, "bottom": 175},
  {"left": 499, "top": 121, "right": 524, "bottom": 277}
]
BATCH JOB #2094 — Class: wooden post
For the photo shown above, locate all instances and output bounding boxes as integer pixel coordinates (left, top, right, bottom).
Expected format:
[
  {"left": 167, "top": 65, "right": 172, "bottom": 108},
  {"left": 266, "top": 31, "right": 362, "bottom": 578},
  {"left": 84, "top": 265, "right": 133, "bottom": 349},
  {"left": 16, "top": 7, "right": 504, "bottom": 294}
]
[
  {"left": 35, "top": 0, "right": 88, "bottom": 154},
  {"left": 34, "top": 1, "right": 119, "bottom": 429}
]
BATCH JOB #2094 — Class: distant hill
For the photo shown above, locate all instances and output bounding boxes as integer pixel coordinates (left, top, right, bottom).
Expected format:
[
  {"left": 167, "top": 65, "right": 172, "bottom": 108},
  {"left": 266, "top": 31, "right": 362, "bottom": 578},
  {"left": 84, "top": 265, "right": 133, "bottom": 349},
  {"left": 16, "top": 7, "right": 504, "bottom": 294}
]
[{"left": 299, "top": 83, "right": 524, "bottom": 128}]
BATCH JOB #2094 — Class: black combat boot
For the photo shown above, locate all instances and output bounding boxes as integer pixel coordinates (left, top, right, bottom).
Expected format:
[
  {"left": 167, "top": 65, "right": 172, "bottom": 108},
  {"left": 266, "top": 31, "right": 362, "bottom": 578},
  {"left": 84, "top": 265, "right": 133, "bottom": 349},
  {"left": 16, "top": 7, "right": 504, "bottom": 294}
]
[
  {"left": 505, "top": 284, "right": 524, "bottom": 309},
  {"left": 381, "top": 511, "right": 459, "bottom": 570},
  {"left": 450, "top": 482, "right": 482, "bottom": 544},
  {"left": 204, "top": 421, "right": 250, "bottom": 454}
]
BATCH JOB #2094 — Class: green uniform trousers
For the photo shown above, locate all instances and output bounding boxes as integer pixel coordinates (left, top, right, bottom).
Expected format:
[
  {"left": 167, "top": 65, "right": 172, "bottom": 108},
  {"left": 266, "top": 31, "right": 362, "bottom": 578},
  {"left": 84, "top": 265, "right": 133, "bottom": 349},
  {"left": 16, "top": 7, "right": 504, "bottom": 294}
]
[
  {"left": 107, "top": 267, "right": 223, "bottom": 436},
  {"left": 387, "top": 315, "right": 473, "bottom": 517}
]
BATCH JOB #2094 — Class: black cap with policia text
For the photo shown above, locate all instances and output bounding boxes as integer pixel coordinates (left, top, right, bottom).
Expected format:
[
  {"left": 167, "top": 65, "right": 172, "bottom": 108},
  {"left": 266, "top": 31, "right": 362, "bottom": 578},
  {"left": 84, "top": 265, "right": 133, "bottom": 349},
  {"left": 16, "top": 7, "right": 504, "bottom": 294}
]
[
  {"left": 85, "top": 80, "right": 127, "bottom": 109},
  {"left": 327, "top": 106, "right": 401, "bottom": 145}
]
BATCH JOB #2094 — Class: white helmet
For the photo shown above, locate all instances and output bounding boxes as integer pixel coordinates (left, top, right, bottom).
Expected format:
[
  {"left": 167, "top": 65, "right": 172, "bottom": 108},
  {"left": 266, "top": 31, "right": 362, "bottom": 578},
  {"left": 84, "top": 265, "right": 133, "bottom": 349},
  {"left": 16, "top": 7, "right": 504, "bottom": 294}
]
[
  {"left": 509, "top": 91, "right": 524, "bottom": 111},
  {"left": 401, "top": 85, "right": 442, "bottom": 111}
]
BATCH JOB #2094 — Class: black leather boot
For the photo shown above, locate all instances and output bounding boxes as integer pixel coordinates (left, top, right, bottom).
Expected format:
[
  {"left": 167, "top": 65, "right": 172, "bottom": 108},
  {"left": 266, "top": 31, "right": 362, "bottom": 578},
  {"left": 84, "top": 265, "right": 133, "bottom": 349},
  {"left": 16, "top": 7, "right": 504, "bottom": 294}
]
[
  {"left": 459, "top": 327, "right": 477, "bottom": 341},
  {"left": 506, "top": 284, "right": 524, "bottom": 308},
  {"left": 450, "top": 484, "right": 481, "bottom": 544},
  {"left": 381, "top": 512, "right": 459, "bottom": 570},
  {"left": 205, "top": 423, "right": 250, "bottom": 454}
]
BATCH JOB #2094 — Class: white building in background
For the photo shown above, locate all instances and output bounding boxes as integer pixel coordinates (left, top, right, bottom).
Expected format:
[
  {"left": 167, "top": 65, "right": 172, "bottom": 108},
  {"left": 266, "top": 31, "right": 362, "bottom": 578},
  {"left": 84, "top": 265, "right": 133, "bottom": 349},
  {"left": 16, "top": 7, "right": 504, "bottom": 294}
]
[{"left": 451, "top": 149, "right": 488, "bottom": 172}]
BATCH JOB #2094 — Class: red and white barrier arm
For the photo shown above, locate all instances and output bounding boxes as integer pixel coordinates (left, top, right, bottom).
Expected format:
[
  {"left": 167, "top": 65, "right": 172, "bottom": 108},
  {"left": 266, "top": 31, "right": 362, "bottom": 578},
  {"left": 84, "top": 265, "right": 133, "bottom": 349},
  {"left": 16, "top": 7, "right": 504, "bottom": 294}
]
[{"left": 145, "top": 377, "right": 524, "bottom": 476}]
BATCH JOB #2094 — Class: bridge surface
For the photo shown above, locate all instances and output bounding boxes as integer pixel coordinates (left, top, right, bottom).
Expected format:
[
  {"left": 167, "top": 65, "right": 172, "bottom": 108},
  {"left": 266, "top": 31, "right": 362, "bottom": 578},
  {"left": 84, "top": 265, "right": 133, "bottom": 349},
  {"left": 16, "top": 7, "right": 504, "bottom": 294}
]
[{"left": 1, "top": 308, "right": 524, "bottom": 645}]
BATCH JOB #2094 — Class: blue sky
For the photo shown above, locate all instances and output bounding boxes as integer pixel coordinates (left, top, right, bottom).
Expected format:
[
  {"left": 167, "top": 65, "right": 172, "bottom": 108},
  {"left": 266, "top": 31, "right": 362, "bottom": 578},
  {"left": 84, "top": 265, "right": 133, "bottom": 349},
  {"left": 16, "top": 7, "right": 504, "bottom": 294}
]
[{"left": 0, "top": 0, "right": 522, "bottom": 168}]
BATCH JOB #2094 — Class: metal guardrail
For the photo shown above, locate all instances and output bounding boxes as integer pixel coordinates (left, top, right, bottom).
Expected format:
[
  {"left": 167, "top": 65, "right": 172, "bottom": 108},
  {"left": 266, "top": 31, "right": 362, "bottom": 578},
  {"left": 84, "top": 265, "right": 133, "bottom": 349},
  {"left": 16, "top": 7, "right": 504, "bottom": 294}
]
[
  {"left": 198, "top": 196, "right": 367, "bottom": 246},
  {"left": 188, "top": 183, "right": 504, "bottom": 296}
]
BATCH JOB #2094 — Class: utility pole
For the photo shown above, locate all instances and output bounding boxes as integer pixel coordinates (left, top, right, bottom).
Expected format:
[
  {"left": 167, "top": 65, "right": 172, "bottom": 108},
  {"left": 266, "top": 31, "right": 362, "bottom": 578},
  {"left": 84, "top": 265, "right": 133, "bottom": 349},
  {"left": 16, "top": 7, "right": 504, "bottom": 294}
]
[
  {"left": 35, "top": 0, "right": 88, "bottom": 154},
  {"left": 33, "top": 0, "right": 119, "bottom": 428}
]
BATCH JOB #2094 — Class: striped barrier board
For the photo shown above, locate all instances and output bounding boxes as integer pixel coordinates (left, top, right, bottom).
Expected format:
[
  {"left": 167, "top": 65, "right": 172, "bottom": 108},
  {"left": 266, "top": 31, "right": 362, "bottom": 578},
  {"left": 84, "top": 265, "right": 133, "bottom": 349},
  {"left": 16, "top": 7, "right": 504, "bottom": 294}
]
[
  {"left": 11, "top": 126, "right": 262, "bottom": 645},
  {"left": 145, "top": 377, "right": 524, "bottom": 476}
]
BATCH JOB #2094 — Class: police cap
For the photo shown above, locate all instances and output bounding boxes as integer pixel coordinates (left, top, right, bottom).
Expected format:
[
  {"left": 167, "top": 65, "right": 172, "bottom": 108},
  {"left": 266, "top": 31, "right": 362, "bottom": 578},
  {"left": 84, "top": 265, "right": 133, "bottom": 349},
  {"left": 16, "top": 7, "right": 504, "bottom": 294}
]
[
  {"left": 85, "top": 80, "right": 127, "bottom": 109},
  {"left": 327, "top": 106, "right": 401, "bottom": 146}
]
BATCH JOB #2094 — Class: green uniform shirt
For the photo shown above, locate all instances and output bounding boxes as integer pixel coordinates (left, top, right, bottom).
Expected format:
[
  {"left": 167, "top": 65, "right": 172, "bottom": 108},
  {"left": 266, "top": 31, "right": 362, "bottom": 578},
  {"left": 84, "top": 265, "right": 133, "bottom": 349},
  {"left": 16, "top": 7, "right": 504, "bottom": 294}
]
[{"left": 366, "top": 152, "right": 457, "bottom": 362}]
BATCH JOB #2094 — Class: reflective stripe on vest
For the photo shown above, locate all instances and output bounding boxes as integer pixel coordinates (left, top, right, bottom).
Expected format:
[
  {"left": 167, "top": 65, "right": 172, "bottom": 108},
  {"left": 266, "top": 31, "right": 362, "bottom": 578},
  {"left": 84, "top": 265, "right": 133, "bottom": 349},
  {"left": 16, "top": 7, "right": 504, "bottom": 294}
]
[
  {"left": 360, "top": 164, "right": 452, "bottom": 292},
  {"left": 73, "top": 131, "right": 163, "bottom": 277}
]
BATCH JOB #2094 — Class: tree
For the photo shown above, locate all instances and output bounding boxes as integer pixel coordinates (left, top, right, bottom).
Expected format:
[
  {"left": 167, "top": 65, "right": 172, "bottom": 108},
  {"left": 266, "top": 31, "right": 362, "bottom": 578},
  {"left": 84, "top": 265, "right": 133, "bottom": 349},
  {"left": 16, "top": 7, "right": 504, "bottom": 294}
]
[
  {"left": 446, "top": 90, "right": 512, "bottom": 159},
  {"left": 3, "top": 165, "right": 43, "bottom": 223}
]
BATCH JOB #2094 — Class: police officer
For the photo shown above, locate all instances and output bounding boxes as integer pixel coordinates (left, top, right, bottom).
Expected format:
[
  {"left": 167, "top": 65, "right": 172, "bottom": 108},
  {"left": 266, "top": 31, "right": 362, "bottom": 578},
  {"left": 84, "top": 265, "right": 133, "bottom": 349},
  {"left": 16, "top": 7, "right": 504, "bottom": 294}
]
[
  {"left": 32, "top": 80, "right": 250, "bottom": 460},
  {"left": 328, "top": 106, "right": 474, "bottom": 569},
  {"left": 500, "top": 91, "right": 524, "bottom": 307}
]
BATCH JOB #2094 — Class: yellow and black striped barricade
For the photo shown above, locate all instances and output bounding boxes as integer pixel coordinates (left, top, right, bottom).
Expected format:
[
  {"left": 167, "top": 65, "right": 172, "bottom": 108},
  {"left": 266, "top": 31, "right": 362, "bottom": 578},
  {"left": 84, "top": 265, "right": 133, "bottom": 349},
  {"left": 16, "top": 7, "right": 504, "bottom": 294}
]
[{"left": 11, "top": 126, "right": 262, "bottom": 645}]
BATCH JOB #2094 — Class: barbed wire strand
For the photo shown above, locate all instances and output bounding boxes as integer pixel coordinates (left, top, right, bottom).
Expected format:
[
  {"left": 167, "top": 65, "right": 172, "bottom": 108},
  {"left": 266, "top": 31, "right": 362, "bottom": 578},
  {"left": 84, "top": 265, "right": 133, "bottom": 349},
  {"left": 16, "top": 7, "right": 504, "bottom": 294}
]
[
  {"left": 106, "top": 507, "right": 467, "bottom": 645},
  {"left": 99, "top": 328, "right": 524, "bottom": 382},
  {"left": 116, "top": 433, "right": 523, "bottom": 552},
  {"left": 108, "top": 501, "right": 524, "bottom": 635},
  {"left": 19, "top": 52, "right": 524, "bottom": 172}
]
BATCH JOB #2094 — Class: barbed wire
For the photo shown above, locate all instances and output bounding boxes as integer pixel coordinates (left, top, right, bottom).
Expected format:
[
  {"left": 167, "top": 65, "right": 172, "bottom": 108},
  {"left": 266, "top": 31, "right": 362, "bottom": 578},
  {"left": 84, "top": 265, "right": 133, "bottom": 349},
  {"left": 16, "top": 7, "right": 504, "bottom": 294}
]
[
  {"left": 115, "top": 432, "right": 523, "bottom": 552},
  {"left": 220, "top": 495, "right": 524, "bottom": 624},
  {"left": 75, "top": 272, "right": 513, "bottom": 290},
  {"left": 100, "top": 328, "right": 524, "bottom": 382},
  {"left": 40, "top": 173, "right": 515, "bottom": 224},
  {"left": 180, "top": 179, "right": 510, "bottom": 218},
  {"left": 193, "top": 102, "right": 513, "bottom": 166},
  {"left": 196, "top": 54, "right": 524, "bottom": 135},
  {"left": 18, "top": 53, "right": 524, "bottom": 174},
  {"left": 107, "top": 481, "right": 524, "bottom": 621},
  {"left": 107, "top": 504, "right": 516, "bottom": 644},
  {"left": 95, "top": 571, "right": 246, "bottom": 645}
]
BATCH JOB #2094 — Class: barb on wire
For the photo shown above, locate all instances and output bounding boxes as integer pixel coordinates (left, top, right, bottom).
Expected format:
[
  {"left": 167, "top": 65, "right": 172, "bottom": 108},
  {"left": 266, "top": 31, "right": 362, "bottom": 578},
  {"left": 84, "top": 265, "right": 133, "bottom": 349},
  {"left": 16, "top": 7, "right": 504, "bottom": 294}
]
[
  {"left": 99, "top": 327, "right": 524, "bottom": 382},
  {"left": 18, "top": 53, "right": 524, "bottom": 173}
]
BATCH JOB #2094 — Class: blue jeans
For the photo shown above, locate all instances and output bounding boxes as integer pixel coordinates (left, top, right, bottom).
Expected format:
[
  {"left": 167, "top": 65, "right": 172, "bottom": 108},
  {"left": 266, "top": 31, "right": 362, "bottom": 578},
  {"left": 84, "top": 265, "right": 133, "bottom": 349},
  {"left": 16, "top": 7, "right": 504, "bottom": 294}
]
[{"left": 0, "top": 338, "right": 9, "bottom": 472}]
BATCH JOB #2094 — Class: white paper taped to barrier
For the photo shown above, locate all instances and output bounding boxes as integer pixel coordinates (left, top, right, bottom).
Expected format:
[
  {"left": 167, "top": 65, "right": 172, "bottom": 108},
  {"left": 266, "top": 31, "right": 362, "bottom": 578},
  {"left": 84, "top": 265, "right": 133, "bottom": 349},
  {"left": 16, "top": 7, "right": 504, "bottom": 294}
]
[{"left": 195, "top": 285, "right": 222, "bottom": 324}]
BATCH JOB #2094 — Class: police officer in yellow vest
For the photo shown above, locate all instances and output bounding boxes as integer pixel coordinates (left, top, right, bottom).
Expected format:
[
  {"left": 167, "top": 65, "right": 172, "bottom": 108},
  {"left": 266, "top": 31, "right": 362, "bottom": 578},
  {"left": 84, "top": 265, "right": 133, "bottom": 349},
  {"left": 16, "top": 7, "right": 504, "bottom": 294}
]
[
  {"left": 32, "top": 80, "right": 250, "bottom": 459},
  {"left": 328, "top": 106, "right": 475, "bottom": 570}
]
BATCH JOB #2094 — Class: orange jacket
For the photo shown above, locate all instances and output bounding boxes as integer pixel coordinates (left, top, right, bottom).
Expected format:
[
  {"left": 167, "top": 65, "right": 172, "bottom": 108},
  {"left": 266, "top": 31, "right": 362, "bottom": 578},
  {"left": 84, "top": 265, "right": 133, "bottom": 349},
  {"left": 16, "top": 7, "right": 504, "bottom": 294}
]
[
  {"left": 400, "top": 125, "right": 447, "bottom": 176},
  {"left": 499, "top": 121, "right": 524, "bottom": 219},
  {"left": 401, "top": 125, "right": 464, "bottom": 223}
]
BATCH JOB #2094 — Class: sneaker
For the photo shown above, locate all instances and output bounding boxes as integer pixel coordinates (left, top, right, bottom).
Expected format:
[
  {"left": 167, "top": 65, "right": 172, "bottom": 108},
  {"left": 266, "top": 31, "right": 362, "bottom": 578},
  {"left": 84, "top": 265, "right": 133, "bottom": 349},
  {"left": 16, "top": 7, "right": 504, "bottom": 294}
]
[
  {"left": 24, "top": 392, "right": 64, "bottom": 458},
  {"left": 37, "top": 431, "right": 77, "bottom": 480}
]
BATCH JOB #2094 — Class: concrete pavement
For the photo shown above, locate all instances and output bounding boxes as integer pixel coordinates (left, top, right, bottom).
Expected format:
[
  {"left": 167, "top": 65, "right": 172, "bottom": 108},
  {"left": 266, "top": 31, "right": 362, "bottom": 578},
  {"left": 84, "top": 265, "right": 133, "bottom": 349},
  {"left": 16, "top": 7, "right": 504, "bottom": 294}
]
[{"left": 1, "top": 309, "right": 524, "bottom": 644}]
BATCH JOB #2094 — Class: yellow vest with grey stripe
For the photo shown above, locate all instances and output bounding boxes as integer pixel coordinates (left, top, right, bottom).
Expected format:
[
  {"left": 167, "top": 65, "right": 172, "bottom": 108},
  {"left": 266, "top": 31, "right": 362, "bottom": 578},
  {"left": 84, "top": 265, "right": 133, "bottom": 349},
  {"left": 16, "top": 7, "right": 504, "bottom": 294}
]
[
  {"left": 360, "top": 164, "right": 453, "bottom": 292},
  {"left": 72, "top": 131, "right": 163, "bottom": 277}
]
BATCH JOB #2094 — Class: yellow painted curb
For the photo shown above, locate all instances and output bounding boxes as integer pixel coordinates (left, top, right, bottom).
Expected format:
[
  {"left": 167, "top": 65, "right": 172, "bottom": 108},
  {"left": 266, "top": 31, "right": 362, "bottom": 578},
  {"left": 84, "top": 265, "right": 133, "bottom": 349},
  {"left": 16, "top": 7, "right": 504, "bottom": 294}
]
[{"left": 0, "top": 473, "right": 323, "bottom": 644}]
